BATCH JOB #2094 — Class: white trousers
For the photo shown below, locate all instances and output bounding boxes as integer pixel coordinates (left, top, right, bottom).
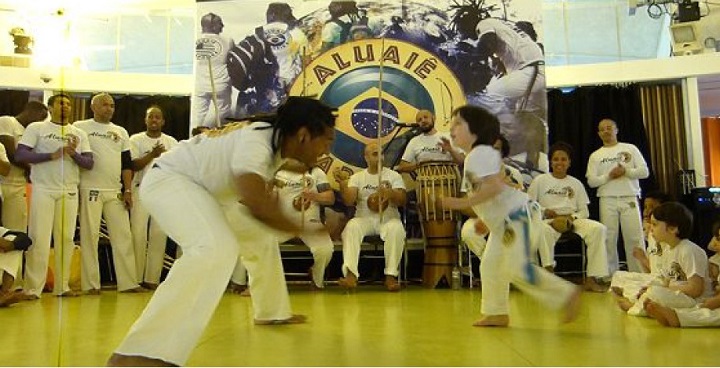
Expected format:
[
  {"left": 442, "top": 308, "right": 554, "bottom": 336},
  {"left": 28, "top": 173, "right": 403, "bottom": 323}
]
[
  {"left": 79, "top": 189, "right": 138, "bottom": 291},
  {"left": 1, "top": 183, "right": 28, "bottom": 231},
  {"left": 599, "top": 196, "right": 644, "bottom": 273},
  {"left": 477, "top": 68, "right": 546, "bottom": 115},
  {"left": 675, "top": 305, "right": 720, "bottom": 327},
  {"left": 538, "top": 219, "right": 610, "bottom": 278},
  {"left": 24, "top": 188, "right": 78, "bottom": 297},
  {"left": 0, "top": 250, "right": 22, "bottom": 279},
  {"left": 628, "top": 285, "right": 698, "bottom": 316},
  {"left": 341, "top": 216, "right": 405, "bottom": 278},
  {"left": 114, "top": 168, "right": 292, "bottom": 366},
  {"left": 480, "top": 207, "right": 576, "bottom": 316},
  {"left": 193, "top": 87, "right": 232, "bottom": 129},
  {"left": 130, "top": 189, "right": 168, "bottom": 285},
  {"left": 610, "top": 271, "right": 660, "bottom": 301},
  {"left": 231, "top": 222, "right": 334, "bottom": 288}
]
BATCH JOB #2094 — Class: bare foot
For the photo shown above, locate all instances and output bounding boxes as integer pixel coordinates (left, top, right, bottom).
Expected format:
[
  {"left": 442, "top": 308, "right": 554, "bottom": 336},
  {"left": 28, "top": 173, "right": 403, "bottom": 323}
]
[
  {"left": 142, "top": 282, "right": 158, "bottom": 290},
  {"left": 240, "top": 288, "right": 251, "bottom": 297},
  {"left": 610, "top": 286, "right": 624, "bottom": 297},
  {"left": 562, "top": 287, "right": 582, "bottom": 323},
  {"left": 227, "top": 281, "right": 247, "bottom": 295},
  {"left": 58, "top": 290, "right": 80, "bottom": 297},
  {"left": 384, "top": 275, "right": 401, "bottom": 292},
  {"left": 0, "top": 291, "right": 22, "bottom": 307},
  {"left": 86, "top": 289, "right": 101, "bottom": 295},
  {"left": 645, "top": 300, "right": 680, "bottom": 327},
  {"left": 254, "top": 314, "right": 307, "bottom": 325},
  {"left": 473, "top": 314, "right": 510, "bottom": 327},
  {"left": 107, "top": 353, "right": 177, "bottom": 366},
  {"left": 584, "top": 278, "right": 608, "bottom": 293},
  {"left": 616, "top": 297, "right": 633, "bottom": 312},
  {"left": 338, "top": 272, "right": 358, "bottom": 290},
  {"left": 18, "top": 293, "right": 39, "bottom": 301}
]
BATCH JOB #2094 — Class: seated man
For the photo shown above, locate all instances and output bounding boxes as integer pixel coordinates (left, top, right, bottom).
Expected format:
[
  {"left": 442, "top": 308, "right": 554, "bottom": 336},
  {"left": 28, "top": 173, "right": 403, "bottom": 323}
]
[
  {"left": 334, "top": 142, "right": 407, "bottom": 292},
  {"left": 0, "top": 227, "right": 32, "bottom": 306},
  {"left": 527, "top": 142, "right": 610, "bottom": 292},
  {"left": 395, "top": 109, "right": 464, "bottom": 174},
  {"left": 229, "top": 162, "right": 335, "bottom": 292}
]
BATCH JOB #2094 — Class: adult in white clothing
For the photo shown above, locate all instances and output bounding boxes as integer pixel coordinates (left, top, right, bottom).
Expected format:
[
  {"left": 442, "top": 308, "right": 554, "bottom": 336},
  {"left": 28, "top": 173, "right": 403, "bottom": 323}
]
[
  {"left": 74, "top": 93, "right": 144, "bottom": 294},
  {"left": 230, "top": 165, "right": 335, "bottom": 291},
  {"left": 107, "top": 96, "right": 337, "bottom": 367},
  {"left": 16, "top": 93, "right": 94, "bottom": 298},
  {"left": 586, "top": 119, "right": 649, "bottom": 273},
  {"left": 527, "top": 141, "right": 609, "bottom": 292},
  {"left": 396, "top": 110, "right": 464, "bottom": 174},
  {"left": 335, "top": 142, "right": 407, "bottom": 292},
  {"left": 441, "top": 105, "right": 580, "bottom": 327},
  {"left": 193, "top": 12, "right": 234, "bottom": 129},
  {"left": 129, "top": 106, "right": 178, "bottom": 289},
  {"left": 0, "top": 101, "right": 48, "bottom": 232}
]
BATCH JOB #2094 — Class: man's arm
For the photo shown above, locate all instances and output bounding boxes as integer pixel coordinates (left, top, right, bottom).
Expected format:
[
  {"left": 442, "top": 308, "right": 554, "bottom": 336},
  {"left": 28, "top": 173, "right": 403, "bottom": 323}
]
[
  {"left": 395, "top": 160, "right": 417, "bottom": 174},
  {"left": 236, "top": 173, "right": 301, "bottom": 234},
  {"left": 0, "top": 136, "right": 29, "bottom": 171},
  {"left": 624, "top": 145, "right": 650, "bottom": 180},
  {"left": 586, "top": 154, "right": 608, "bottom": 188}
]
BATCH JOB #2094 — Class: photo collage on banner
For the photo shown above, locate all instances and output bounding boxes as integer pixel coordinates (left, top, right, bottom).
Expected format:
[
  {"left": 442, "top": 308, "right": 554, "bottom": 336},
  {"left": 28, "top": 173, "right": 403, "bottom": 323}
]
[{"left": 192, "top": 0, "right": 547, "bottom": 186}]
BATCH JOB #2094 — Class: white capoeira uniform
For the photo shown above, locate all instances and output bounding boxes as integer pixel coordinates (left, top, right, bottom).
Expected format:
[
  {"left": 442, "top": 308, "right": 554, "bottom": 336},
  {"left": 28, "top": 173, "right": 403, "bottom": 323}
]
[
  {"left": 0, "top": 225, "right": 23, "bottom": 283},
  {"left": 231, "top": 167, "right": 334, "bottom": 288},
  {"left": 0, "top": 115, "right": 29, "bottom": 232},
  {"left": 461, "top": 165, "right": 535, "bottom": 267},
  {"left": 129, "top": 132, "right": 178, "bottom": 285},
  {"left": 0, "top": 145, "right": 22, "bottom": 282},
  {"left": 74, "top": 119, "right": 139, "bottom": 292},
  {"left": 464, "top": 145, "right": 575, "bottom": 316},
  {"left": 19, "top": 121, "right": 91, "bottom": 297},
  {"left": 625, "top": 239, "right": 713, "bottom": 316},
  {"left": 587, "top": 142, "right": 649, "bottom": 273},
  {"left": 611, "top": 234, "right": 665, "bottom": 300},
  {"left": 193, "top": 32, "right": 234, "bottom": 129},
  {"left": 114, "top": 122, "right": 297, "bottom": 365},
  {"left": 341, "top": 168, "right": 406, "bottom": 279},
  {"left": 670, "top": 300, "right": 720, "bottom": 327},
  {"left": 401, "top": 131, "right": 461, "bottom": 165},
  {"left": 474, "top": 18, "right": 545, "bottom": 115},
  {"left": 527, "top": 173, "right": 609, "bottom": 278}
]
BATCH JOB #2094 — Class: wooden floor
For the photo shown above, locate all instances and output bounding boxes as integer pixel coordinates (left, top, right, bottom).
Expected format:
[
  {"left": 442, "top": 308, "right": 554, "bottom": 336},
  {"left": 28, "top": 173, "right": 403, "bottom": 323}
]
[{"left": 0, "top": 282, "right": 716, "bottom": 366}]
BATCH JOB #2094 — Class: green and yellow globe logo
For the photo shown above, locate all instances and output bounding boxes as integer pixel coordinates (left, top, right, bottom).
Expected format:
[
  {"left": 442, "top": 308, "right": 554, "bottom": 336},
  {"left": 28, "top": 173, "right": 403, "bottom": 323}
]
[{"left": 289, "top": 38, "right": 465, "bottom": 179}]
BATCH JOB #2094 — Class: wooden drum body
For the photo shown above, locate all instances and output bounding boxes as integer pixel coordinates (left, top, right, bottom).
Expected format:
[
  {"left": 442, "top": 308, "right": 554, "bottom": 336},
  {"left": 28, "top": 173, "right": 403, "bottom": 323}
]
[{"left": 415, "top": 162, "right": 460, "bottom": 288}]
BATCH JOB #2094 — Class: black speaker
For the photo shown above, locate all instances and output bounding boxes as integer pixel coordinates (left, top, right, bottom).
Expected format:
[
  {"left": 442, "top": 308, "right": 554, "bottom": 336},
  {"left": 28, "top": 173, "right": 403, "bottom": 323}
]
[
  {"left": 683, "top": 187, "right": 720, "bottom": 248},
  {"left": 677, "top": 1, "right": 701, "bottom": 23}
]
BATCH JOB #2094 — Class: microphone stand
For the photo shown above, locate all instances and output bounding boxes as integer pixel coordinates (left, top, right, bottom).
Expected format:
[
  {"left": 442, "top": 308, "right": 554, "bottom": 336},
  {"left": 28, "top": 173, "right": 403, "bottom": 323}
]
[{"left": 382, "top": 126, "right": 420, "bottom": 169}]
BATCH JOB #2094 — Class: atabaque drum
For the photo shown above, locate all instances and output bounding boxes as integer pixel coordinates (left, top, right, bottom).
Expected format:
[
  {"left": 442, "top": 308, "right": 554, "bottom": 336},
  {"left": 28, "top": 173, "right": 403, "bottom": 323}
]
[{"left": 414, "top": 162, "right": 460, "bottom": 288}]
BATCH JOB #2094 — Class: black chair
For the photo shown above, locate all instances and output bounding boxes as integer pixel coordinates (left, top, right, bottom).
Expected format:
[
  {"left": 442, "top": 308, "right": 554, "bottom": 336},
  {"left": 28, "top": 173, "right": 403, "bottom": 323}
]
[{"left": 553, "top": 232, "right": 586, "bottom": 283}]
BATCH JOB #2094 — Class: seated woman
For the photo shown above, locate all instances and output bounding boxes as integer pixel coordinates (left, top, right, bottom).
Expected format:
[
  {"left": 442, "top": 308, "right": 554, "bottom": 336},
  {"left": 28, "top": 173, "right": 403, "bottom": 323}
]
[{"left": 527, "top": 141, "right": 610, "bottom": 292}]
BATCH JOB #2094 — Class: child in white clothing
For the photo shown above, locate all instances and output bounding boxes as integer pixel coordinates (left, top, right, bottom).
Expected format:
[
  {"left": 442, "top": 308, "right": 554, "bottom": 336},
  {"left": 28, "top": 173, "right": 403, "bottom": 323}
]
[{"left": 441, "top": 105, "right": 580, "bottom": 327}]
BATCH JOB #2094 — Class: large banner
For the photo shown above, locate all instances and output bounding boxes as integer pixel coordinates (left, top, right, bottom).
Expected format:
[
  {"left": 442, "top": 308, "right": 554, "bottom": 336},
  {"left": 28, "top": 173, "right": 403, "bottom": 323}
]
[{"left": 193, "top": 0, "right": 547, "bottom": 179}]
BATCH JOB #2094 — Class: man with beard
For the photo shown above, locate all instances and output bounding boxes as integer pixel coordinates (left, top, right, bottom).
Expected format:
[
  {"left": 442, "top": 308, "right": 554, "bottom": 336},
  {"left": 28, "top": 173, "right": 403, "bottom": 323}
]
[{"left": 395, "top": 110, "right": 464, "bottom": 174}]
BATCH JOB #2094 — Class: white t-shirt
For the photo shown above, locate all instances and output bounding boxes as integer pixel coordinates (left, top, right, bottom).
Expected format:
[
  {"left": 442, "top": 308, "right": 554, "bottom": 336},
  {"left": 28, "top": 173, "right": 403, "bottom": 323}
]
[
  {"left": 528, "top": 173, "right": 590, "bottom": 217},
  {"left": 659, "top": 239, "right": 713, "bottom": 298},
  {"left": 195, "top": 32, "right": 234, "bottom": 91},
  {"left": 262, "top": 22, "right": 307, "bottom": 81},
  {"left": 275, "top": 167, "right": 329, "bottom": 224},
  {"left": 0, "top": 115, "right": 27, "bottom": 185},
  {"left": 129, "top": 132, "right": 178, "bottom": 188},
  {"left": 646, "top": 234, "right": 665, "bottom": 276},
  {"left": 73, "top": 119, "right": 131, "bottom": 191},
  {"left": 586, "top": 142, "right": 649, "bottom": 197},
  {"left": 154, "top": 121, "right": 286, "bottom": 203},
  {"left": 475, "top": 18, "right": 543, "bottom": 73},
  {"left": 18, "top": 121, "right": 91, "bottom": 191},
  {"left": 401, "top": 131, "right": 460, "bottom": 164},
  {"left": 348, "top": 167, "right": 405, "bottom": 219},
  {"left": 464, "top": 144, "right": 527, "bottom": 229},
  {"left": 0, "top": 144, "right": 7, "bottom": 199}
]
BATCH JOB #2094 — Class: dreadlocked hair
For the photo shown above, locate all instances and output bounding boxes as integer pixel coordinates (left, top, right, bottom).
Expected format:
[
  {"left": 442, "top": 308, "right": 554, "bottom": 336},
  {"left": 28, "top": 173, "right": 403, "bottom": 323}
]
[
  {"left": 448, "top": 0, "right": 496, "bottom": 39},
  {"left": 254, "top": 96, "right": 337, "bottom": 153}
]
